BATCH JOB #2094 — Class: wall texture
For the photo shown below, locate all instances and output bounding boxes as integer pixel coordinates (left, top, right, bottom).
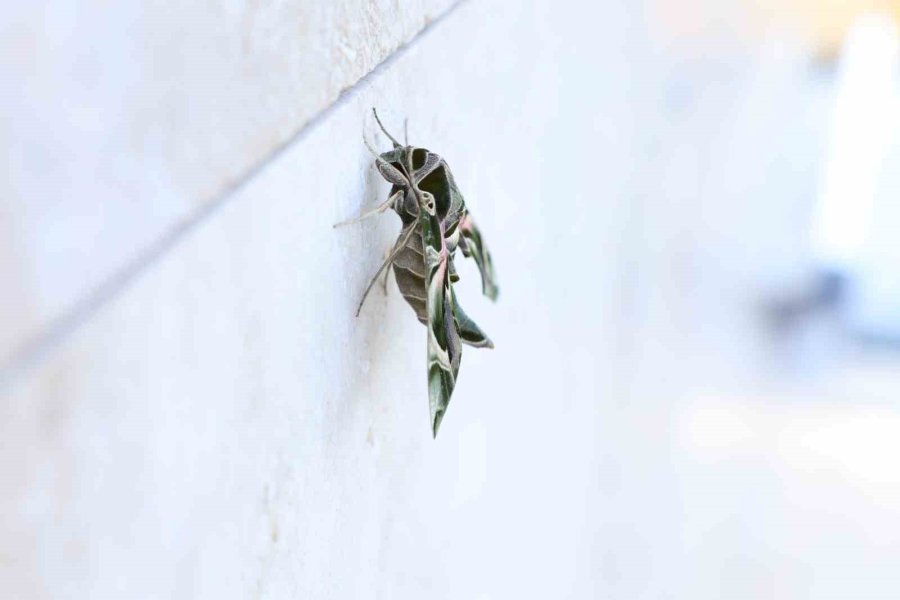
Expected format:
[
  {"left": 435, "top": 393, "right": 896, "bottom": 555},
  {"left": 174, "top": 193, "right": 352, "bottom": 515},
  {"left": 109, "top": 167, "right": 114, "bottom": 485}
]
[
  {"left": 0, "top": 0, "right": 457, "bottom": 368},
  {"left": 3, "top": 1, "right": 644, "bottom": 597},
  {"left": 7, "top": 1, "right": 899, "bottom": 599}
]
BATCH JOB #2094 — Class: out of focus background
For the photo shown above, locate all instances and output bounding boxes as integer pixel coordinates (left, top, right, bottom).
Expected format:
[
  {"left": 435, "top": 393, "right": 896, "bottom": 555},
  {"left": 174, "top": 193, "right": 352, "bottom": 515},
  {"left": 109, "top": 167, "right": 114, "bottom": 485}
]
[{"left": 3, "top": 0, "right": 900, "bottom": 598}]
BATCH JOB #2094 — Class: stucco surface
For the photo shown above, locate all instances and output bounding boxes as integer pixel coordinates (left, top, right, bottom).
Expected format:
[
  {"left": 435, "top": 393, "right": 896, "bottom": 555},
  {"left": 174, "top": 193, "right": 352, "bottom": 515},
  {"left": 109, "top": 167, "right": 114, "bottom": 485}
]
[{"left": 0, "top": 0, "right": 458, "bottom": 368}]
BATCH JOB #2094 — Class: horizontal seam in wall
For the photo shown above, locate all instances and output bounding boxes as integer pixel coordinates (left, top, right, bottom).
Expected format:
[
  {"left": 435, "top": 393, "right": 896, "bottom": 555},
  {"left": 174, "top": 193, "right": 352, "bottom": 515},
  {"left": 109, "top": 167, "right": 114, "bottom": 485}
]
[{"left": 0, "top": 0, "right": 471, "bottom": 392}]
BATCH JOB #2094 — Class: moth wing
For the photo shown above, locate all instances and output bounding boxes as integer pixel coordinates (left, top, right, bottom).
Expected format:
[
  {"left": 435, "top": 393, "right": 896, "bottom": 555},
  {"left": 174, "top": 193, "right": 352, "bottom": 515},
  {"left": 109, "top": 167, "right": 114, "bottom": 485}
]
[
  {"left": 453, "top": 294, "right": 494, "bottom": 349},
  {"left": 458, "top": 213, "right": 499, "bottom": 301},
  {"left": 422, "top": 216, "right": 462, "bottom": 437},
  {"left": 412, "top": 151, "right": 443, "bottom": 184}
]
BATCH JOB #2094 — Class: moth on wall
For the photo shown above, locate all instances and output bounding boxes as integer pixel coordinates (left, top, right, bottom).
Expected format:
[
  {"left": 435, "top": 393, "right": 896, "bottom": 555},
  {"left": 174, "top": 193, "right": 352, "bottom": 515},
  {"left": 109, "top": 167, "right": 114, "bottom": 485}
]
[{"left": 335, "top": 109, "right": 498, "bottom": 437}]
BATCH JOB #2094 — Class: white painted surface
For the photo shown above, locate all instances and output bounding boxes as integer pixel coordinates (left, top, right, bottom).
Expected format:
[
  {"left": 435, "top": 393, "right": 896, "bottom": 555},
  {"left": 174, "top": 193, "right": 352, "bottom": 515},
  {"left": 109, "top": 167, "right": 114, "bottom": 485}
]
[
  {"left": 3, "top": 1, "right": 630, "bottom": 596},
  {"left": 0, "top": 0, "right": 458, "bottom": 366},
  {"left": 4, "top": 0, "right": 900, "bottom": 598}
]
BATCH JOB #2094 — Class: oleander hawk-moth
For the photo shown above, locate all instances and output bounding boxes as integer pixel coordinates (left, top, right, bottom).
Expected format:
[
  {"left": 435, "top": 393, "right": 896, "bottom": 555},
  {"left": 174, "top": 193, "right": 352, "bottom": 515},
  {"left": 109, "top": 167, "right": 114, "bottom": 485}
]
[{"left": 335, "top": 109, "right": 498, "bottom": 437}]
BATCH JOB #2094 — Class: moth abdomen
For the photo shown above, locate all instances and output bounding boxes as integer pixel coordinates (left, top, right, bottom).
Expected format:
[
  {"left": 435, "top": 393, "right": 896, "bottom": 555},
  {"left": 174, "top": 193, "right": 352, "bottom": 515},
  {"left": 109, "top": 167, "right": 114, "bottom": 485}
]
[{"left": 391, "top": 226, "right": 428, "bottom": 324}]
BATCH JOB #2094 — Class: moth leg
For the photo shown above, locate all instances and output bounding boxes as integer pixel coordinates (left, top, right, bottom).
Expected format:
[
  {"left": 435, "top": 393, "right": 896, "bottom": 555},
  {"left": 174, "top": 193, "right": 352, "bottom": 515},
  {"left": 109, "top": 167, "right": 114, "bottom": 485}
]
[
  {"left": 333, "top": 189, "right": 402, "bottom": 228},
  {"left": 372, "top": 108, "right": 402, "bottom": 148},
  {"left": 356, "top": 224, "right": 417, "bottom": 317},
  {"left": 380, "top": 246, "right": 393, "bottom": 294}
]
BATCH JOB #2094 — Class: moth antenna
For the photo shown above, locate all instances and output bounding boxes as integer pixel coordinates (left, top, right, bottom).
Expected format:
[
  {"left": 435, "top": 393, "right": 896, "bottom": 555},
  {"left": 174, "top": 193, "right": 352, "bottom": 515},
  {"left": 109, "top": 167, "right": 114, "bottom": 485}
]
[
  {"left": 361, "top": 132, "right": 380, "bottom": 159},
  {"left": 403, "top": 118, "right": 409, "bottom": 146},
  {"left": 372, "top": 108, "right": 402, "bottom": 148}
]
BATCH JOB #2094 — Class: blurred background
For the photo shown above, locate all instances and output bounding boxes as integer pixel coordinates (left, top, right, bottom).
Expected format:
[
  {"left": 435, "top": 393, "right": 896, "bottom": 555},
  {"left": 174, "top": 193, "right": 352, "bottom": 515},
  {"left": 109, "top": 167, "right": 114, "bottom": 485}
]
[
  {"left": 609, "top": 1, "right": 900, "bottom": 596},
  {"left": 3, "top": 0, "right": 900, "bottom": 598},
  {"left": 603, "top": 1, "right": 900, "bottom": 596}
]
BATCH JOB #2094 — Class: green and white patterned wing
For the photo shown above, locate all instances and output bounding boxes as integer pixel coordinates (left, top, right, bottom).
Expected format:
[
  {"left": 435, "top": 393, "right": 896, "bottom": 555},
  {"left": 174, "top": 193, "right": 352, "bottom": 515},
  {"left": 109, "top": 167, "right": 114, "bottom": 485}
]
[
  {"left": 453, "top": 296, "right": 493, "bottom": 349},
  {"left": 458, "top": 213, "right": 499, "bottom": 301},
  {"left": 421, "top": 209, "right": 462, "bottom": 437}
]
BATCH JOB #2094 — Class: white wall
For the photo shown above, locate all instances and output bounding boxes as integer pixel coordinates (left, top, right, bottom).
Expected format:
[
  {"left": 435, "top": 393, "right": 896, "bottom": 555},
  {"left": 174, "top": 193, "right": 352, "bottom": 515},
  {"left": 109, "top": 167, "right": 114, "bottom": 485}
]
[
  {"left": 0, "top": 0, "right": 456, "bottom": 367},
  {"left": 2, "top": 1, "right": 644, "bottom": 596},
  {"left": 5, "top": 1, "right": 900, "bottom": 599}
]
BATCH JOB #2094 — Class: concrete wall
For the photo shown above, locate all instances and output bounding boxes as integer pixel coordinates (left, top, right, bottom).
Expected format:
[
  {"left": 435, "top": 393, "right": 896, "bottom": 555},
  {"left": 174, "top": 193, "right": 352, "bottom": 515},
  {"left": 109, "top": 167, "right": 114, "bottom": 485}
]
[
  {"left": 2, "top": 1, "right": 643, "bottom": 596},
  {"left": 6, "top": 1, "right": 900, "bottom": 599},
  {"left": 1, "top": 0, "right": 456, "bottom": 368}
]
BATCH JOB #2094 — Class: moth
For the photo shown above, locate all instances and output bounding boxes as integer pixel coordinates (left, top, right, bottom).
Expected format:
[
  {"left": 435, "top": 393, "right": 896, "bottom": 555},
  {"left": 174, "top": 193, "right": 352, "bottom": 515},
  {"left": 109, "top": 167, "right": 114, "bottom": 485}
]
[{"left": 336, "top": 109, "right": 498, "bottom": 437}]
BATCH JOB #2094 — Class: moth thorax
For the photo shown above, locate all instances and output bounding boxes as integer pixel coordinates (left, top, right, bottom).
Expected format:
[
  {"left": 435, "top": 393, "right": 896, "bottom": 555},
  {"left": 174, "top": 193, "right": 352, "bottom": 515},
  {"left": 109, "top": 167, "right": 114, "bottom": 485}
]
[{"left": 420, "top": 191, "right": 436, "bottom": 216}]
